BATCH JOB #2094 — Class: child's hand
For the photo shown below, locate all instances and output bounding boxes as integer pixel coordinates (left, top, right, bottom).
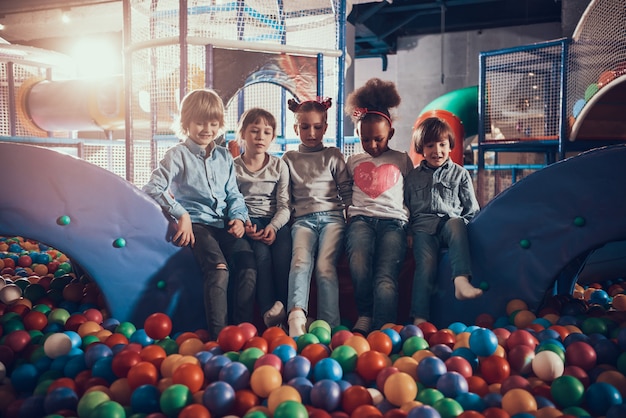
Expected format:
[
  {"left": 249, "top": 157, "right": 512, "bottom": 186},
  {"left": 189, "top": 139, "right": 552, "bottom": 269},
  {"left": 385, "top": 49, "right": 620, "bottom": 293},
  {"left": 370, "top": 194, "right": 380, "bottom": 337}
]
[
  {"left": 228, "top": 219, "right": 245, "bottom": 238},
  {"left": 260, "top": 226, "right": 276, "bottom": 245},
  {"left": 245, "top": 221, "right": 263, "bottom": 241},
  {"left": 173, "top": 213, "right": 195, "bottom": 247}
]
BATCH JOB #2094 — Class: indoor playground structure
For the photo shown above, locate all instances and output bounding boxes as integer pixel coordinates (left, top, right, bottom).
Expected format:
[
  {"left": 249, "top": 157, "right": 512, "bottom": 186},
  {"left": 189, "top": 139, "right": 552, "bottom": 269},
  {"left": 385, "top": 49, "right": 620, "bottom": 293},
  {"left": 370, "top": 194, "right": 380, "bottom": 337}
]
[{"left": 0, "top": 0, "right": 626, "bottom": 332}]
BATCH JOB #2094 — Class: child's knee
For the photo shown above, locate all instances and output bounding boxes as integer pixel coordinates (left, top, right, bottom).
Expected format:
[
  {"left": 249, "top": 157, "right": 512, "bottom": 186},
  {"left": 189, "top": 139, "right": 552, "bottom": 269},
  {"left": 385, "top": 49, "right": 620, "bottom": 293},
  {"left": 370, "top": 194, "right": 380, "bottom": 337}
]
[{"left": 216, "top": 263, "right": 228, "bottom": 270}]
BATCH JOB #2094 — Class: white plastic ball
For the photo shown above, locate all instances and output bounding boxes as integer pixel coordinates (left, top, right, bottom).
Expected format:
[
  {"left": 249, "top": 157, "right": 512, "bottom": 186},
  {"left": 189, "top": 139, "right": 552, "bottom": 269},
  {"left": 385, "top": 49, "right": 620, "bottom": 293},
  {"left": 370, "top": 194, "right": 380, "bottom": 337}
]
[
  {"left": 44, "top": 332, "right": 73, "bottom": 359},
  {"left": 0, "top": 284, "right": 23, "bottom": 304},
  {"left": 532, "top": 350, "right": 564, "bottom": 382}
]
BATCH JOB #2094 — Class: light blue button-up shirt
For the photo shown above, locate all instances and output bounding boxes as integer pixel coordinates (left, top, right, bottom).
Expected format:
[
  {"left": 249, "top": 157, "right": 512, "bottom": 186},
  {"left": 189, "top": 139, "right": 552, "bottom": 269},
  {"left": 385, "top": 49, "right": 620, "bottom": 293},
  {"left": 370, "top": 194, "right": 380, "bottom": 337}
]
[
  {"left": 404, "top": 158, "right": 479, "bottom": 235},
  {"left": 143, "top": 138, "right": 249, "bottom": 228}
]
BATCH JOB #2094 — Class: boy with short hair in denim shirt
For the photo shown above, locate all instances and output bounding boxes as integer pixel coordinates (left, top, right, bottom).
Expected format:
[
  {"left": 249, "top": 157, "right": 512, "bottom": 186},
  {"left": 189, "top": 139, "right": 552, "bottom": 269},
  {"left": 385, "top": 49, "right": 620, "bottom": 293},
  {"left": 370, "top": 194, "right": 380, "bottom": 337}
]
[{"left": 404, "top": 117, "right": 483, "bottom": 325}]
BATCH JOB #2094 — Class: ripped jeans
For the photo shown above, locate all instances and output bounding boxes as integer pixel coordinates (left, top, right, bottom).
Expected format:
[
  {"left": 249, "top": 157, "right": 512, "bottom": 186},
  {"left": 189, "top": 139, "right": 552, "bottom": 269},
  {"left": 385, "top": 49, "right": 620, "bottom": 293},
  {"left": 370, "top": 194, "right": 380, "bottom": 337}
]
[{"left": 191, "top": 223, "right": 256, "bottom": 340}]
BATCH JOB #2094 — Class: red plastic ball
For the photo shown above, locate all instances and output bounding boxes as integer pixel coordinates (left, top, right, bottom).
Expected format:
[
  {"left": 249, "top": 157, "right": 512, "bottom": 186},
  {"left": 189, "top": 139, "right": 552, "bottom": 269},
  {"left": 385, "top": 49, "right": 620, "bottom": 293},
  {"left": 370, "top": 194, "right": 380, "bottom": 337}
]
[
  {"left": 505, "top": 329, "right": 538, "bottom": 351},
  {"left": 342, "top": 385, "right": 374, "bottom": 414},
  {"left": 350, "top": 404, "right": 382, "bottom": 417},
  {"left": 23, "top": 310, "right": 48, "bottom": 331},
  {"left": 218, "top": 325, "right": 247, "bottom": 352},
  {"left": 232, "top": 389, "right": 260, "bottom": 417},
  {"left": 4, "top": 330, "right": 31, "bottom": 353},
  {"left": 244, "top": 336, "right": 269, "bottom": 353},
  {"left": 111, "top": 349, "right": 142, "bottom": 378},
  {"left": 178, "top": 403, "right": 211, "bottom": 418},
  {"left": 301, "top": 343, "right": 330, "bottom": 368},
  {"left": 428, "top": 330, "right": 456, "bottom": 348},
  {"left": 356, "top": 350, "right": 391, "bottom": 382},
  {"left": 445, "top": 356, "right": 474, "bottom": 379},
  {"left": 143, "top": 312, "right": 172, "bottom": 340},
  {"left": 479, "top": 355, "right": 511, "bottom": 384},
  {"left": 64, "top": 314, "right": 88, "bottom": 332},
  {"left": 127, "top": 361, "right": 159, "bottom": 390}
]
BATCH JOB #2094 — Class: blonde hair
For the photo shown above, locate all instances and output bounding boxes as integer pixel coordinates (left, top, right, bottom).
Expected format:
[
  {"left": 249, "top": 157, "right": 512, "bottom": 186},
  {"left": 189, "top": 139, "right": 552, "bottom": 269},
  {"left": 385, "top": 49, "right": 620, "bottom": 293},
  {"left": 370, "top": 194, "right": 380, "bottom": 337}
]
[
  {"left": 236, "top": 108, "right": 277, "bottom": 146},
  {"left": 173, "top": 89, "right": 225, "bottom": 139},
  {"left": 412, "top": 117, "right": 456, "bottom": 155}
]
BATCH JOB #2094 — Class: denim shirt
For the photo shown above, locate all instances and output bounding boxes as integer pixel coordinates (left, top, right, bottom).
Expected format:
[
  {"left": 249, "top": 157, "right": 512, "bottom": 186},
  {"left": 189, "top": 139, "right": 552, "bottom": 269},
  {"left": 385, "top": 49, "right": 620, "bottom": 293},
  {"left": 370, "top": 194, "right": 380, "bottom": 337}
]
[
  {"left": 142, "top": 138, "right": 249, "bottom": 228},
  {"left": 404, "top": 158, "right": 479, "bottom": 235}
]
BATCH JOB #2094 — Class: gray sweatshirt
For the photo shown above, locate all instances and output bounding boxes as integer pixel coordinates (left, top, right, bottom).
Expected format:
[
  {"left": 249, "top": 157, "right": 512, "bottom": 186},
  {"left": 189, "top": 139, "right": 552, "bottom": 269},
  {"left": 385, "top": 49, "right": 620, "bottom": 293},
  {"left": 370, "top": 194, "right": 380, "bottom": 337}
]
[
  {"left": 282, "top": 143, "right": 352, "bottom": 218},
  {"left": 234, "top": 154, "right": 291, "bottom": 231}
]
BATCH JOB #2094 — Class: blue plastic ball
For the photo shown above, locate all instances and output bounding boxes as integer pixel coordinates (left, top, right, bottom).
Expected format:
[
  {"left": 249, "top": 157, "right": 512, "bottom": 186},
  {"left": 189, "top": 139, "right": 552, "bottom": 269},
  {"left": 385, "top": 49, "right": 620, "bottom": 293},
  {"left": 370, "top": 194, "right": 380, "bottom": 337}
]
[
  {"left": 273, "top": 344, "right": 297, "bottom": 363},
  {"left": 313, "top": 358, "right": 343, "bottom": 382},
  {"left": 203, "top": 354, "right": 232, "bottom": 382},
  {"left": 381, "top": 328, "right": 402, "bottom": 353},
  {"left": 129, "top": 329, "right": 155, "bottom": 347},
  {"left": 84, "top": 343, "right": 113, "bottom": 368},
  {"left": 218, "top": 361, "right": 250, "bottom": 391},
  {"left": 399, "top": 324, "right": 424, "bottom": 341},
  {"left": 585, "top": 381, "right": 623, "bottom": 416},
  {"left": 468, "top": 328, "right": 498, "bottom": 357},
  {"left": 287, "top": 376, "right": 314, "bottom": 404},
  {"left": 417, "top": 356, "right": 447, "bottom": 387},
  {"left": 436, "top": 371, "right": 468, "bottom": 398},
  {"left": 11, "top": 363, "right": 40, "bottom": 393},
  {"left": 406, "top": 405, "right": 442, "bottom": 418},
  {"left": 130, "top": 384, "right": 161, "bottom": 414},
  {"left": 282, "top": 355, "right": 311, "bottom": 382},
  {"left": 310, "top": 379, "right": 341, "bottom": 412},
  {"left": 203, "top": 381, "right": 236, "bottom": 416},
  {"left": 44, "top": 386, "right": 79, "bottom": 415}
]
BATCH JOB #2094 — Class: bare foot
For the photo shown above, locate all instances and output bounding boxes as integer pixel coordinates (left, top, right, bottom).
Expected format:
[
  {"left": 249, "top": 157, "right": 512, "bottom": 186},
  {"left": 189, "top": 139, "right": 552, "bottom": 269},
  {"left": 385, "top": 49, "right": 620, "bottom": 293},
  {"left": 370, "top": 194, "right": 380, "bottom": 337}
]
[{"left": 454, "top": 276, "right": 483, "bottom": 300}]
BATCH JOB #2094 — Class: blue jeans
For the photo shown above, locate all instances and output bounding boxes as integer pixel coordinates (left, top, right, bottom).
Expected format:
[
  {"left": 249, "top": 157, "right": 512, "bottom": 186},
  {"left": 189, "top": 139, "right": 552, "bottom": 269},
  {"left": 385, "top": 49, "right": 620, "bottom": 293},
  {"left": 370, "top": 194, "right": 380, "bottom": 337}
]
[
  {"left": 410, "top": 217, "right": 472, "bottom": 320},
  {"left": 246, "top": 217, "right": 291, "bottom": 315},
  {"left": 346, "top": 216, "right": 407, "bottom": 330},
  {"left": 191, "top": 223, "right": 256, "bottom": 340},
  {"left": 288, "top": 211, "right": 346, "bottom": 328}
]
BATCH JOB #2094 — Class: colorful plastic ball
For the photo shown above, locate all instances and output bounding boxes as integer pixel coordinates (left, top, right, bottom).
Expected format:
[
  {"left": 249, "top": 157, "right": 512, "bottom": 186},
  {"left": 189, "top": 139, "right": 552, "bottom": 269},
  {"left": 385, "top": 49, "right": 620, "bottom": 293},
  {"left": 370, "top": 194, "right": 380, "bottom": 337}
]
[
  {"left": 301, "top": 343, "right": 330, "bottom": 368},
  {"left": 310, "top": 326, "right": 332, "bottom": 346},
  {"left": 433, "top": 397, "right": 463, "bottom": 417},
  {"left": 273, "top": 399, "right": 309, "bottom": 418},
  {"left": 383, "top": 371, "right": 417, "bottom": 406},
  {"left": 402, "top": 336, "right": 429, "bottom": 356},
  {"left": 250, "top": 364, "right": 283, "bottom": 397},
  {"left": 130, "top": 384, "right": 160, "bottom": 413},
  {"left": 340, "top": 384, "right": 373, "bottom": 414},
  {"left": 310, "top": 379, "right": 342, "bottom": 412},
  {"left": 273, "top": 343, "right": 297, "bottom": 363},
  {"left": 4, "top": 330, "right": 31, "bottom": 353},
  {"left": 239, "top": 347, "right": 265, "bottom": 371},
  {"left": 43, "top": 386, "right": 79, "bottom": 415},
  {"left": 500, "top": 388, "right": 537, "bottom": 415},
  {"left": 356, "top": 350, "right": 391, "bottom": 382},
  {"left": 444, "top": 356, "right": 473, "bottom": 379},
  {"left": 532, "top": 350, "right": 563, "bottom": 382},
  {"left": 406, "top": 405, "right": 441, "bottom": 418},
  {"left": 593, "top": 338, "right": 620, "bottom": 366},
  {"left": 0, "top": 284, "right": 22, "bottom": 304},
  {"left": 469, "top": 328, "right": 499, "bottom": 357},
  {"left": 178, "top": 402, "right": 211, "bottom": 418},
  {"left": 159, "top": 383, "right": 192, "bottom": 416},
  {"left": 283, "top": 355, "right": 312, "bottom": 382},
  {"left": 200, "top": 380, "right": 235, "bottom": 416},
  {"left": 11, "top": 363, "right": 39, "bottom": 393},
  {"left": 267, "top": 385, "right": 302, "bottom": 413},
  {"left": 330, "top": 344, "right": 358, "bottom": 374},
  {"left": 585, "top": 381, "right": 623, "bottom": 416},
  {"left": 203, "top": 354, "right": 232, "bottom": 381},
  {"left": 479, "top": 355, "right": 511, "bottom": 384},
  {"left": 436, "top": 371, "right": 468, "bottom": 398},
  {"left": 172, "top": 362, "right": 204, "bottom": 393},
  {"left": 313, "top": 357, "right": 343, "bottom": 382},
  {"left": 76, "top": 389, "right": 110, "bottom": 417},
  {"left": 287, "top": 376, "right": 314, "bottom": 404},
  {"left": 218, "top": 325, "right": 247, "bottom": 352},
  {"left": 507, "top": 344, "right": 535, "bottom": 375},
  {"left": 417, "top": 356, "right": 447, "bottom": 387},
  {"left": 218, "top": 360, "right": 251, "bottom": 391},
  {"left": 505, "top": 329, "right": 538, "bottom": 350},
  {"left": 344, "top": 334, "right": 371, "bottom": 356},
  {"left": 254, "top": 353, "right": 283, "bottom": 372},
  {"left": 549, "top": 375, "right": 584, "bottom": 408},
  {"left": 127, "top": 361, "right": 159, "bottom": 390},
  {"left": 330, "top": 329, "right": 354, "bottom": 349}
]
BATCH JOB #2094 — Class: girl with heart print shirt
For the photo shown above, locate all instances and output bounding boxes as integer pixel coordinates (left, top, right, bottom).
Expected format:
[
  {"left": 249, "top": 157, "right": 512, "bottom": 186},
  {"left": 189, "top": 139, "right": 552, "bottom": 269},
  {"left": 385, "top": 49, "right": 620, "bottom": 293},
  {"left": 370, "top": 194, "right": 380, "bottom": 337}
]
[
  {"left": 282, "top": 97, "right": 352, "bottom": 337},
  {"left": 344, "top": 78, "right": 413, "bottom": 334}
]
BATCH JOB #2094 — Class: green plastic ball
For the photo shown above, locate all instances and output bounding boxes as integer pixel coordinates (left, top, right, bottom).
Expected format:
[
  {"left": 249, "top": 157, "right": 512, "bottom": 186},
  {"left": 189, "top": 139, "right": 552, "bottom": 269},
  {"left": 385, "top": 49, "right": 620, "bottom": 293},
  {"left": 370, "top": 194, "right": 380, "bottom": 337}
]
[
  {"left": 159, "top": 384, "right": 192, "bottom": 417},
  {"left": 156, "top": 338, "right": 179, "bottom": 355},
  {"left": 77, "top": 390, "right": 111, "bottom": 418},
  {"left": 433, "top": 397, "right": 464, "bottom": 418},
  {"left": 573, "top": 216, "right": 586, "bottom": 227},
  {"left": 416, "top": 388, "right": 444, "bottom": 405},
  {"left": 239, "top": 347, "right": 264, "bottom": 371},
  {"left": 91, "top": 400, "right": 126, "bottom": 418},
  {"left": 329, "top": 344, "right": 358, "bottom": 373},
  {"left": 519, "top": 239, "right": 531, "bottom": 249},
  {"left": 310, "top": 326, "right": 331, "bottom": 345},
  {"left": 115, "top": 321, "right": 137, "bottom": 339},
  {"left": 401, "top": 335, "right": 429, "bottom": 356},
  {"left": 273, "top": 400, "right": 308, "bottom": 418},
  {"left": 296, "top": 333, "right": 320, "bottom": 353},
  {"left": 56, "top": 215, "right": 71, "bottom": 226},
  {"left": 551, "top": 375, "right": 585, "bottom": 408},
  {"left": 113, "top": 238, "right": 126, "bottom": 248}
]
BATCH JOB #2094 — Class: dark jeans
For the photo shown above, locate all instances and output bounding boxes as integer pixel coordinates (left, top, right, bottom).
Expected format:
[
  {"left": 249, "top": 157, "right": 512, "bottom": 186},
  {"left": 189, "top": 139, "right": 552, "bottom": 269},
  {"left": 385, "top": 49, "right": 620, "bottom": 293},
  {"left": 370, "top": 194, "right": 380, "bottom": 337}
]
[
  {"left": 345, "top": 216, "right": 407, "bottom": 330},
  {"left": 246, "top": 217, "right": 291, "bottom": 315},
  {"left": 410, "top": 217, "right": 472, "bottom": 320},
  {"left": 191, "top": 223, "right": 256, "bottom": 340}
]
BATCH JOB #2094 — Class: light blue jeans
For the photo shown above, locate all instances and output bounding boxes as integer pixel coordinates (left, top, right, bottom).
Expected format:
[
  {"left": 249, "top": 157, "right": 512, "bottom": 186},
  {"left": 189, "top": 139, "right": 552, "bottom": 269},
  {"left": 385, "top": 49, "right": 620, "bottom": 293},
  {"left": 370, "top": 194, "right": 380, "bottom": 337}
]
[
  {"left": 288, "top": 210, "right": 346, "bottom": 328},
  {"left": 345, "top": 216, "right": 407, "bottom": 330}
]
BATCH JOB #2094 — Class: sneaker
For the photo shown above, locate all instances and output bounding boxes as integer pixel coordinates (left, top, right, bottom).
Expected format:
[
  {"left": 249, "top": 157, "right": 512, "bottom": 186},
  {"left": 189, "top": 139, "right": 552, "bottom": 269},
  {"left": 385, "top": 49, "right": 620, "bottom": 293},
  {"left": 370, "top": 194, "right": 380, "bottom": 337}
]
[
  {"left": 352, "top": 316, "right": 372, "bottom": 335},
  {"left": 288, "top": 310, "right": 307, "bottom": 337},
  {"left": 263, "top": 301, "right": 287, "bottom": 328}
]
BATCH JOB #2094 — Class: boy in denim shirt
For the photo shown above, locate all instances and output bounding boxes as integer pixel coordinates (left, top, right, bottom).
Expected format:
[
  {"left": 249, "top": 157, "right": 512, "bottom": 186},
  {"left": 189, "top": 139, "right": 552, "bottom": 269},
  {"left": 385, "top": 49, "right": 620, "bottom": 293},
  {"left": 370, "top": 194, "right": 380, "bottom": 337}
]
[{"left": 405, "top": 117, "right": 482, "bottom": 325}]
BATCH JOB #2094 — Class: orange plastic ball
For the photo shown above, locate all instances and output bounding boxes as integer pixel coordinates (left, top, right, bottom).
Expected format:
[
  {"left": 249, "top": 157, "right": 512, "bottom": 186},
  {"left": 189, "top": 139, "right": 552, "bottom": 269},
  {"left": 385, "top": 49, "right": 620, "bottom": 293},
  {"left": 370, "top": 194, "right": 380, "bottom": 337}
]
[
  {"left": 178, "top": 403, "right": 211, "bottom": 418},
  {"left": 127, "top": 361, "right": 159, "bottom": 390},
  {"left": 178, "top": 338, "right": 205, "bottom": 356},
  {"left": 356, "top": 350, "right": 391, "bottom": 382},
  {"left": 506, "top": 299, "right": 528, "bottom": 315},
  {"left": 250, "top": 365, "right": 282, "bottom": 398},
  {"left": 367, "top": 331, "right": 393, "bottom": 355},
  {"left": 172, "top": 362, "right": 205, "bottom": 393},
  {"left": 501, "top": 388, "right": 537, "bottom": 415},
  {"left": 344, "top": 335, "right": 370, "bottom": 356},
  {"left": 267, "top": 385, "right": 302, "bottom": 413},
  {"left": 300, "top": 343, "right": 330, "bottom": 368},
  {"left": 140, "top": 344, "right": 167, "bottom": 369},
  {"left": 384, "top": 372, "right": 418, "bottom": 406}
]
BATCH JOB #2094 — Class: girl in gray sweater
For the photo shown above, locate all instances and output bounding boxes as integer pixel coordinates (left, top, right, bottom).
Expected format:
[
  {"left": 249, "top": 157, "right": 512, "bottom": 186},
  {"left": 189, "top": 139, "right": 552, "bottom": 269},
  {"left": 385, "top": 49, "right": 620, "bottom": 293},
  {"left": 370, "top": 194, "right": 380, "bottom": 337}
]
[{"left": 282, "top": 97, "right": 352, "bottom": 336}]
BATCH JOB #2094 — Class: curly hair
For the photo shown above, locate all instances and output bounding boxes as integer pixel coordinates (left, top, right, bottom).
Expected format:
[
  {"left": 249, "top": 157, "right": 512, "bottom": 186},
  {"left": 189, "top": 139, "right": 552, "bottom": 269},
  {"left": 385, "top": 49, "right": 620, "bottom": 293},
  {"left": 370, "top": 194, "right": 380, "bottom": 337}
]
[{"left": 345, "top": 78, "right": 401, "bottom": 124}]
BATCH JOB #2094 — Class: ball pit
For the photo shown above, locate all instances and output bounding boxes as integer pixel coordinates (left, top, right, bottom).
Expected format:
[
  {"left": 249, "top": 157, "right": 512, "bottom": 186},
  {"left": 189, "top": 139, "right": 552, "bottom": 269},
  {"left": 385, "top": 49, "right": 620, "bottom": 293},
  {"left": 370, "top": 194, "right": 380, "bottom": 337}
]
[{"left": 2, "top": 236, "right": 626, "bottom": 417}]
